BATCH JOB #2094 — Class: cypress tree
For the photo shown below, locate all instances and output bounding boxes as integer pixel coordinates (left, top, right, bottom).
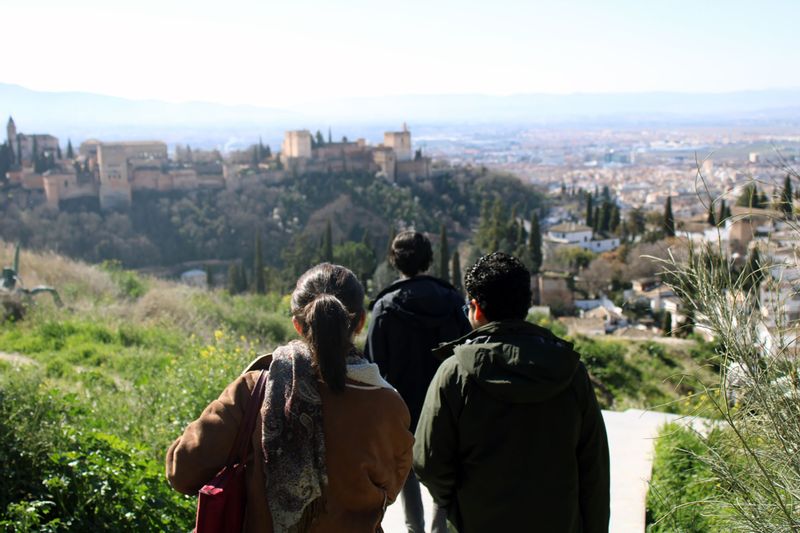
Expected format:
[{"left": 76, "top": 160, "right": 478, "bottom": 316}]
[
  {"left": 593, "top": 206, "right": 601, "bottom": 233},
  {"left": 781, "top": 174, "right": 794, "bottom": 217},
  {"left": 528, "top": 212, "right": 542, "bottom": 274},
  {"left": 610, "top": 204, "right": 621, "bottom": 233},
  {"left": 66, "top": 139, "right": 74, "bottom": 159},
  {"left": 254, "top": 230, "right": 265, "bottom": 294},
  {"left": 599, "top": 200, "right": 612, "bottom": 233},
  {"left": 475, "top": 200, "right": 493, "bottom": 252},
  {"left": 759, "top": 191, "right": 769, "bottom": 210},
  {"left": 585, "top": 193, "right": 594, "bottom": 227},
  {"left": 488, "top": 198, "right": 505, "bottom": 252},
  {"left": 661, "top": 311, "right": 672, "bottom": 336},
  {"left": 32, "top": 137, "right": 39, "bottom": 171},
  {"left": 439, "top": 224, "right": 449, "bottom": 281},
  {"left": 451, "top": 251, "right": 463, "bottom": 295},
  {"left": 237, "top": 263, "right": 249, "bottom": 293},
  {"left": 707, "top": 201, "right": 717, "bottom": 226},
  {"left": 718, "top": 199, "right": 727, "bottom": 224},
  {"left": 227, "top": 263, "right": 240, "bottom": 294},
  {"left": 737, "top": 183, "right": 759, "bottom": 208},
  {"left": 664, "top": 196, "right": 675, "bottom": 237},
  {"left": 56, "top": 144, "right": 62, "bottom": 159}
]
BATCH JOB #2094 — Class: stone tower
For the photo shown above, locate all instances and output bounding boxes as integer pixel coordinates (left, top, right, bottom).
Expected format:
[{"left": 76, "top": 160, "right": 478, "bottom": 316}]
[{"left": 6, "top": 117, "right": 16, "bottom": 159}]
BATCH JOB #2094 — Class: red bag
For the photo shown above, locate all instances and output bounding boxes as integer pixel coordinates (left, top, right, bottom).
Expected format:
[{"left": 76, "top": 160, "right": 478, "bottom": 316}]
[{"left": 195, "top": 370, "right": 268, "bottom": 533}]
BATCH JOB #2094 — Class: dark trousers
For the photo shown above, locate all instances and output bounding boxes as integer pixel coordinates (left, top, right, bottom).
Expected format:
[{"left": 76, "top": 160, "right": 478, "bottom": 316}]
[{"left": 401, "top": 473, "right": 448, "bottom": 533}]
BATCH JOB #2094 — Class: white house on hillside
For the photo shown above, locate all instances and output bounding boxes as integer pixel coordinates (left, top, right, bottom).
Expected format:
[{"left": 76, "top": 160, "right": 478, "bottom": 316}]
[{"left": 545, "top": 222, "right": 621, "bottom": 254}]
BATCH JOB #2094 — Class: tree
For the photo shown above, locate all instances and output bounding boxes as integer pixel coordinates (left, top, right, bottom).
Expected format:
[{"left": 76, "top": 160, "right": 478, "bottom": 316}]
[
  {"left": 227, "top": 262, "right": 242, "bottom": 294},
  {"left": 315, "top": 130, "right": 325, "bottom": 147},
  {"left": 664, "top": 196, "right": 675, "bottom": 237},
  {"left": 610, "top": 205, "right": 621, "bottom": 234},
  {"left": 736, "top": 183, "right": 764, "bottom": 209},
  {"left": 328, "top": 127, "right": 332, "bottom": 144},
  {"left": 451, "top": 251, "right": 463, "bottom": 295},
  {"left": 599, "top": 200, "right": 612, "bottom": 233},
  {"left": 321, "top": 220, "right": 334, "bottom": 263},
  {"left": 779, "top": 174, "right": 793, "bottom": 217},
  {"left": 56, "top": 144, "right": 62, "bottom": 159},
  {"left": 32, "top": 137, "right": 39, "bottom": 170},
  {"left": 439, "top": 224, "right": 449, "bottom": 281},
  {"left": 528, "top": 211, "right": 542, "bottom": 273},
  {"left": 334, "top": 241, "right": 376, "bottom": 289},
  {"left": 718, "top": 199, "right": 731, "bottom": 224},
  {"left": 577, "top": 258, "right": 616, "bottom": 298},
  {"left": 707, "top": 201, "right": 717, "bottom": 226},
  {"left": 741, "top": 246, "right": 764, "bottom": 294},
  {"left": 585, "top": 193, "right": 594, "bottom": 227},
  {"left": 253, "top": 229, "right": 265, "bottom": 294},
  {"left": 626, "top": 208, "right": 646, "bottom": 238},
  {"left": 0, "top": 142, "right": 11, "bottom": 182},
  {"left": 66, "top": 139, "right": 74, "bottom": 159},
  {"left": 661, "top": 311, "right": 672, "bottom": 336}
]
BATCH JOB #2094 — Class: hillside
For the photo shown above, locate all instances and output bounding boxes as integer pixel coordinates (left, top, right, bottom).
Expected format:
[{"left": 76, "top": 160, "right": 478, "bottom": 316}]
[
  {"left": 0, "top": 244, "right": 718, "bottom": 529},
  {"left": 0, "top": 168, "right": 544, "bottom": 290}
]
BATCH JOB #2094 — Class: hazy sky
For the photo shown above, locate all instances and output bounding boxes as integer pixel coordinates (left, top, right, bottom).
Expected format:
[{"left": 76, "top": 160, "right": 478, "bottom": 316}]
[{"left": 3, "top": 0, "right": 799, "bottom": 107}]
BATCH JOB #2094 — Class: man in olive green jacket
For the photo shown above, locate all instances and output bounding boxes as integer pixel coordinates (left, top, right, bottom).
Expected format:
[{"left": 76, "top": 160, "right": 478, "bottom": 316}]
[{"left": 413, "top": 252, "right": 610, "bottom": 532}]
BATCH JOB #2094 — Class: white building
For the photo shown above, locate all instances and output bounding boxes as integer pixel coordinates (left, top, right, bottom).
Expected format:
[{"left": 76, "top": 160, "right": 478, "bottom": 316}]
[{"left": 545, "top": 223, "right": 621, "bottom": 253}]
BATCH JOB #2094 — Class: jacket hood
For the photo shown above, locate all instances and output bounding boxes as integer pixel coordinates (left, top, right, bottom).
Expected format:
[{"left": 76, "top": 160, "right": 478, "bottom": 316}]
[
  {"left": 369, "top": 276, "right": 465, "bottom": 327},
  {"left": 435, "top": 320, "right": 580, "bottom": 403}
]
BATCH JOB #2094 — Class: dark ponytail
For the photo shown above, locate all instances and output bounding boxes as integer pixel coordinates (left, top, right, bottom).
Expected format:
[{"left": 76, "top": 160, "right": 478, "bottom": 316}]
[
  {"left": 291, "top": 263, "right": 365, "bottom": 394},
  {"left": 303, "top": 294, "right": 350, "bottom": 392}
]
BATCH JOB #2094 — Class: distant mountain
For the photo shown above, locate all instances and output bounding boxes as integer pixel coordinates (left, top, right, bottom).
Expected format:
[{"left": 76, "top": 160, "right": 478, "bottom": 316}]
[
  {"left": 0, "top": 83, "right": 301, "bottom": 149},
  {"left": 2, "top": 83, "right": 799, "bottom": 149},
  {"left": 290, "top": 90, "right": 800, "bottom": 124}
]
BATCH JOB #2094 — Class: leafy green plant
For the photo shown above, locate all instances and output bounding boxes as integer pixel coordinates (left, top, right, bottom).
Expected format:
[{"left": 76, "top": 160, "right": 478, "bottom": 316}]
[{"left": 646, "top": 423, "right": 722, "bottom": 532}]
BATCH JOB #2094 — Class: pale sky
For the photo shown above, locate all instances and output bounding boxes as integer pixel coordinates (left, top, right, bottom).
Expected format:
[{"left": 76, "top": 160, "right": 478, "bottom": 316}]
[{"left": 2, "top": 0, "right": 799, "bottom": 108}]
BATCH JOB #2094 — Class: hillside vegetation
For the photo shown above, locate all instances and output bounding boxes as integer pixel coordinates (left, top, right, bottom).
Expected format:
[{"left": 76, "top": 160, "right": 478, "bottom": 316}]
[
  {"left": 0, "top": 168, "right": 543, "bottom": 278},
  {"left": 0, "top": 243, "right": 717, "bottom": 529}
]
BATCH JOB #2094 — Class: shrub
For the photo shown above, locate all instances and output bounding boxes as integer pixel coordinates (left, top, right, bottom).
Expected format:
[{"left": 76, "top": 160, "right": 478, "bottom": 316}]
[
  {"left": 0, "top": 370, "right": 195, "bottom": 531},
  {"left": 646, "top": 423, "right": 722, "bottom": 532},
  {"left": 655, "top": 218, "right": 800, "bottom": 531}
]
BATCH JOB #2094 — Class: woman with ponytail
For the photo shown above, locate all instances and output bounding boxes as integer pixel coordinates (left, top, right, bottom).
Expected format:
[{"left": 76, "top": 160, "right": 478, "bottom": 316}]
[{"left": 166, "top": 263, "right": 413, "bottom": 532}]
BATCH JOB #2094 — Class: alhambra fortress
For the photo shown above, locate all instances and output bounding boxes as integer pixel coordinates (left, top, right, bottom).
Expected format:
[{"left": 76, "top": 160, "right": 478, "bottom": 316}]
[{"left": 4, "top": 117, "right": 431, "bottom": 210}]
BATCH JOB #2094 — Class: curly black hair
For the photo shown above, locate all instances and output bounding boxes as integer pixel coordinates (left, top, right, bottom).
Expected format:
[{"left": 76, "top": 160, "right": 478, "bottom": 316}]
[
  {"left": 389, "top": 231, "right": 433, "bottom": 277},
  {"left": 464, "top": 252, "right": 531, "bottom": 321}
]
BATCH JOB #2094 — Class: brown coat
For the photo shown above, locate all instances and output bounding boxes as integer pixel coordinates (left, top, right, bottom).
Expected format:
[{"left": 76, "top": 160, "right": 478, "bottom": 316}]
[{"left": 166, "top": 367, "right": 413, "bottom": 532}]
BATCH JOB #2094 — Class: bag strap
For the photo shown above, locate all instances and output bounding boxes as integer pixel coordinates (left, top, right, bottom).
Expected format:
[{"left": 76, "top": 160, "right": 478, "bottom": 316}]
[{"left": 225, "top": 369, "right": 268, "bottom": 467}]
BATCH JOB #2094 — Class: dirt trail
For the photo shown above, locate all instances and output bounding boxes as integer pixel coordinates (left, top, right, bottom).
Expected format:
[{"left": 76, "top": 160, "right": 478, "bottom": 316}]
[{"left": 0, "top": 351, "right": 37, "bottom": 365}]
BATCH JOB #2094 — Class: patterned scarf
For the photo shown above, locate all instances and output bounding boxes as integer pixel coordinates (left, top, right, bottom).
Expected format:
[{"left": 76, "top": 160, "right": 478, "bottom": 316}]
[{"left": 261, "top": 340, "right": 327, "bottom": 532}]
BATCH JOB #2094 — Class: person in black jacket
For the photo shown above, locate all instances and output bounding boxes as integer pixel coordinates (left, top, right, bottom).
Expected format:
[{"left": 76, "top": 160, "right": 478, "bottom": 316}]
[
  {"left": 366, "top": 231, "right": 470, "bottom": 533},
  {"left": 413, "top": 252, "right": 610, "bottom": 532}
]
